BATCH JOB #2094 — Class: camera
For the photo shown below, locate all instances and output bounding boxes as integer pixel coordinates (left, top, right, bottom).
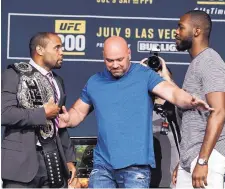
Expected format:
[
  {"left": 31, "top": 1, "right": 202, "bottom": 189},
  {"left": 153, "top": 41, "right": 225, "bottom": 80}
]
[{"left": 144, "top": 45, "right": 162, "bottom": 72}]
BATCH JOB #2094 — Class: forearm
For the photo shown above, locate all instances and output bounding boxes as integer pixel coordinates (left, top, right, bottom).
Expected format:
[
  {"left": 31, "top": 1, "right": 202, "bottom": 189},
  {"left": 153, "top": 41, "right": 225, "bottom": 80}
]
[
  {"left": 2, "top": 69, "right": 47, "bottom": 127},
  {"left": 198, "top": 110, "right": 225, "bottom": 160},
  {"left": 2, "top": 93, "right": 47, "bottom": 127},
  {"left": 169, "top": 87, "right": 194, "bottom": 109},
  {"left": 2, "top": 106, "right": 47, "bottom": 127},
  {"left": 67, "top": 107, "right": 85, "bottom": 127},
  {"left": 153, "top": 81, "right": 195, "bottom": 109}
]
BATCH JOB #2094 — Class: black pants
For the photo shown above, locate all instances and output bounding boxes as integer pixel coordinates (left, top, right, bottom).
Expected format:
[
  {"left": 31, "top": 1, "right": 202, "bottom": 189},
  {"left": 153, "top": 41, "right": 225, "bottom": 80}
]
[{"left": 3, "top": 150, "right": 67, "bottom": 188}]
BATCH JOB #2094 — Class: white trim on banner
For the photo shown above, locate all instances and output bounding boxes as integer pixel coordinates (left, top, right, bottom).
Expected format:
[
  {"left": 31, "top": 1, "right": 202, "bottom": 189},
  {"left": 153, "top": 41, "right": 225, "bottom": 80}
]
[{"left": 7, "top": 13, "right": 224, "bottom": 65}]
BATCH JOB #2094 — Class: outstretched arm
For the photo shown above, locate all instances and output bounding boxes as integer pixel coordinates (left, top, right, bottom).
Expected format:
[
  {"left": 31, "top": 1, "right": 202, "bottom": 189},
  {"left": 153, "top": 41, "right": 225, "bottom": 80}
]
[
  {"left": 152, "top": 81, "right": 212, "bottom": 111},
  {"left": 59, "top": 99, "right": 92, "bottom": 128}
]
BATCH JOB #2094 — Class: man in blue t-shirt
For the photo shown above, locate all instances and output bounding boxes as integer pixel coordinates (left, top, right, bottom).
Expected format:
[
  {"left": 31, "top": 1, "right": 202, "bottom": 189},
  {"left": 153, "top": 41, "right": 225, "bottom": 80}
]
[{"left": 58, "top": 36, "right": 212, "bottom": 188}]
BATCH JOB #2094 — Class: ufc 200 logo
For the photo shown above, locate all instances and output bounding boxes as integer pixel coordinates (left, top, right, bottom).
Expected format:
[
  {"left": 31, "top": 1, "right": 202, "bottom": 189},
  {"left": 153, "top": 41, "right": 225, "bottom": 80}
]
[
  {"left": 55, "top": 20, "right": 86, "bottom": 55},
  {"left": 55, "top": 20, "right": 86, "bottom": 34}
]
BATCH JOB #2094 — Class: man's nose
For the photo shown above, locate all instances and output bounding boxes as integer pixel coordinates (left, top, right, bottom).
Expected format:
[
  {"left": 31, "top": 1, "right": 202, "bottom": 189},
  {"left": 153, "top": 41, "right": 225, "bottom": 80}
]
[
  {"left": 175, "top": 28, "right": 179, "bottom": 36},
  {"left": 112, "top": 62, "right": 119, "bottom": 68},
  {"left": 59, "top": 48, "right": 63, "bottom": 55}
]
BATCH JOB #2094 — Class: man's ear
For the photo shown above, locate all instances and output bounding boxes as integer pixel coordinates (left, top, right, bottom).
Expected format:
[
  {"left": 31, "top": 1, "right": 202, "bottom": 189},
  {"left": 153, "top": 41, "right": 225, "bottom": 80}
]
[
  {"left": 36, "top": 45, "right": 44, "bottom": 56},
  {"left": 128, "top": 48, "right": 131, "bottom": 60},
  {"left": 194, "top": 28, "right": 201, "bottom": 37}
]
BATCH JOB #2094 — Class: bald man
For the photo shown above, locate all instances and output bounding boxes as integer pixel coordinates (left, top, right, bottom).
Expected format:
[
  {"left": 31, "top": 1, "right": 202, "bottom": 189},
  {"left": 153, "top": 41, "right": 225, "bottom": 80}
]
[
  {"left": 59, "top": 36, "right": 212, "bottom": 188},
  {"left": 171, "top": 10, "right": 225, "bottom": 189}
]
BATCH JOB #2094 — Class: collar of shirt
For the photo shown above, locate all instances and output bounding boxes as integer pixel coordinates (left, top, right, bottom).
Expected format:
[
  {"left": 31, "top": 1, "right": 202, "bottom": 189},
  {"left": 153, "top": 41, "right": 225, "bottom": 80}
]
[
  {"left": 29, "top": 59, "right": 52, "bottom": 76},
  {"left": 29, "top": 59, "right": 61, "bottom": 100}
]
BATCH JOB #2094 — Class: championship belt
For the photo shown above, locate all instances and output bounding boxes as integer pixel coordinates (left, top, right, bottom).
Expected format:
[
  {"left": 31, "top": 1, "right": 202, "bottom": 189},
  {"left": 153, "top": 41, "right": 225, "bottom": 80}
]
[{"left": 12, "top": 62, "right": 64, "bottom": 188}]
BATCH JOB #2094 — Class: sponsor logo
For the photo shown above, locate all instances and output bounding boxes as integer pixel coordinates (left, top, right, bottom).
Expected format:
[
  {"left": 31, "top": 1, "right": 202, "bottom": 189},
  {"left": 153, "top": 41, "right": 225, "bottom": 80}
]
[
  {"left": 195, "top": 0, "right": 225, "bottom": 16},
  {"left": 137, "top": 41, "right": 180, "bottom": 53},
  {"left": 194, "top": 7, "right": 225, "bottom": 15},
  {"left": 55, "top": 20, "right": 86, "bottom": 55}
]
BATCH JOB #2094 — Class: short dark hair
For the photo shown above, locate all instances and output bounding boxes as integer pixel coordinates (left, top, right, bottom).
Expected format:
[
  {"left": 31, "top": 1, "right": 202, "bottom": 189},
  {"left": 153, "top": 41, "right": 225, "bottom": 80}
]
[
  {"left": 185, "top": 10, "right": 212, "bottom": 39},
  {"left": 29, "top": 32, "right": 57, "bottom": 57}
]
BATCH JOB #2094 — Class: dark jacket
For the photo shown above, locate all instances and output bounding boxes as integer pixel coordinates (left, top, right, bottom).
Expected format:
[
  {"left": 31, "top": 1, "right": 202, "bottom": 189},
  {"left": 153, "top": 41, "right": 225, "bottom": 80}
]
[{"left": 1, "top": 65, "right": 75, "bottom": 182}]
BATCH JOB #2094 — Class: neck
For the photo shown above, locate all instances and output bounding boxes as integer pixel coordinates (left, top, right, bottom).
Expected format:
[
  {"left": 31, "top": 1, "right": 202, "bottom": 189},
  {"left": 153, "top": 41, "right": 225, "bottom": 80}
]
[
  {"left": 188, "top": 40, "right": 209, "bottom": 59},
  {"left": 32, "top": 57, "right": 51, "bottom": 72}
]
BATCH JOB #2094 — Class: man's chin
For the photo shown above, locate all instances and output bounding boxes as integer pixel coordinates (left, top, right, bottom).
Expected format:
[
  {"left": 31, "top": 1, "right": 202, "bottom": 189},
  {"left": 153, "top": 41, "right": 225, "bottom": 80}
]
[
  {"left": 54, "top": 64, "right": 62, "bottom": 69},
  {"left": 176, "top": 45, "right": 187, "bottom": 52},
  {"left": 112, "top": 72, "right": 124, "bottom": 78}
]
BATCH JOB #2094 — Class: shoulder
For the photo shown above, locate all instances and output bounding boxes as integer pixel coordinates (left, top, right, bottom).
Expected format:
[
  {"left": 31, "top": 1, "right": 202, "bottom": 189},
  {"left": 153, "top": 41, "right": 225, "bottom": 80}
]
[
  {"left": 8, "top": 62, "right": 33, "bottom": 73},
  {"left": 2, "top": 65, "right": 21, "bottom": 90},
  {"left": 2, "top": 63, "right": 22, "bottom": 79},
  {"left": 199, "top": 48, "right": 224, "bottom": 66},
  {"left": 207, "top": 48, "right": 223, "bottom": 59},
  {"left": 86, "top": 72, "right": 103, "bottom": 84},
  {"left": 131, "top": 63, "right": 155, "bottom": 75}
]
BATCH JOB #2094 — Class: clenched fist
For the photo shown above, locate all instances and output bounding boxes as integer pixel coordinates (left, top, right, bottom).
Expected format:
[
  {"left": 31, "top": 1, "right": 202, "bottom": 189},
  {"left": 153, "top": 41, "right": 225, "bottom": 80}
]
[{"left": 43, "top": 97, "right": 60, "bottom": 119}]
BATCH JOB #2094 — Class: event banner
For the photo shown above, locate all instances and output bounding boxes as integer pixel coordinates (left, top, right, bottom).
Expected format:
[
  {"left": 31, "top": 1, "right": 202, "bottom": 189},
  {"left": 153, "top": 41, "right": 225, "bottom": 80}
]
[{"left": 2, "top": 0, "right": 225, "bottom": 137}]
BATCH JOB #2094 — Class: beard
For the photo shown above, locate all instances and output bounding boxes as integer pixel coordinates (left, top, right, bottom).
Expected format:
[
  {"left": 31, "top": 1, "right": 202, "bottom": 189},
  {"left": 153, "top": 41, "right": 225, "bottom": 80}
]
[
  {"left": 53, "top": 60, "right": 63, "bottom": 69},
  {"left": 111, "top": 71, "right": 124, "bottom": 79},
  {"left": 176, "top": 36, "right": 193, "bottom": 51},
  {"left": 54, "top": 64, "right": 62, "bottom": 69}
]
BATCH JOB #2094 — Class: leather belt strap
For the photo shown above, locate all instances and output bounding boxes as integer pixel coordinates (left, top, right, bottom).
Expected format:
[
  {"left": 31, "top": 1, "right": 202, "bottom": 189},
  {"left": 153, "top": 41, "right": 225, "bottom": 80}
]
[{"left": 41, "top": 140, "right": 64, "bottom": 188}]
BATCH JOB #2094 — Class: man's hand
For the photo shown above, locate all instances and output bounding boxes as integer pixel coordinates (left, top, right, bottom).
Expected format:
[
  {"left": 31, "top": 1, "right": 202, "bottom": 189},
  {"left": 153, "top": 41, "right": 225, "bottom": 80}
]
[
  {"left": 192, "top": 164, "right": 208, "bottom": 188},
  {"left": 172, "top": 163, "right": 179, "bottom": 186},
  {"left": 140, "top": 58, "right": 148, "bottom": 67},
  {"left": 191, "top": 96, "right": 214, "bottom": 111},
  {"left": 58, "top": 106, "right": 70, "bottom": 128},
  {"left": 68, "top": 179, "right": 81, "bottom": 189},
  {"left": 43, "top": 97, "right": 60, "bottom": 119},
  {"left": 158, "top": 57, "right": 171, "bottom": 80},
  {"left": 67, "top": 162, "right": 77, "bottom": 185}
]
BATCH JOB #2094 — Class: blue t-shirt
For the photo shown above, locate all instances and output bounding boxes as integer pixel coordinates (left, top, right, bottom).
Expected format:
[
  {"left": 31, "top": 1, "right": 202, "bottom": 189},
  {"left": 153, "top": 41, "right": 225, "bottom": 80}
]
[{"left": 80, "top": 63, "right": 164, "bottom": 169}]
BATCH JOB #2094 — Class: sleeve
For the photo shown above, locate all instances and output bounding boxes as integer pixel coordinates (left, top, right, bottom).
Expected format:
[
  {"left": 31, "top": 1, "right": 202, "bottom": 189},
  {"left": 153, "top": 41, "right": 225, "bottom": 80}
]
[
  {"left": 147, "top": 69, "right": 164, "bottom": 91},
  {"left": 1, "top": 68, "right": 47, "bottom": 127},
  {"left": 80, "top": 82, "right": 92, "bottom": 105},
  {"left": 201, "top": 58, "right": 225, "bottom": 94}
]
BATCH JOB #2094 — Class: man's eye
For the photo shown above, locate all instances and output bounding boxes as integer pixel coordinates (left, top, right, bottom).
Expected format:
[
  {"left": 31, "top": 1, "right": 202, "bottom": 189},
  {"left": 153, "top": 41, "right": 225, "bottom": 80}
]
[
  {"left": 117, "top": 58, "right": 124, "bottom": 62},
  {"left": 55, "top": 46, "right": 61, "bottom": 50}
]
